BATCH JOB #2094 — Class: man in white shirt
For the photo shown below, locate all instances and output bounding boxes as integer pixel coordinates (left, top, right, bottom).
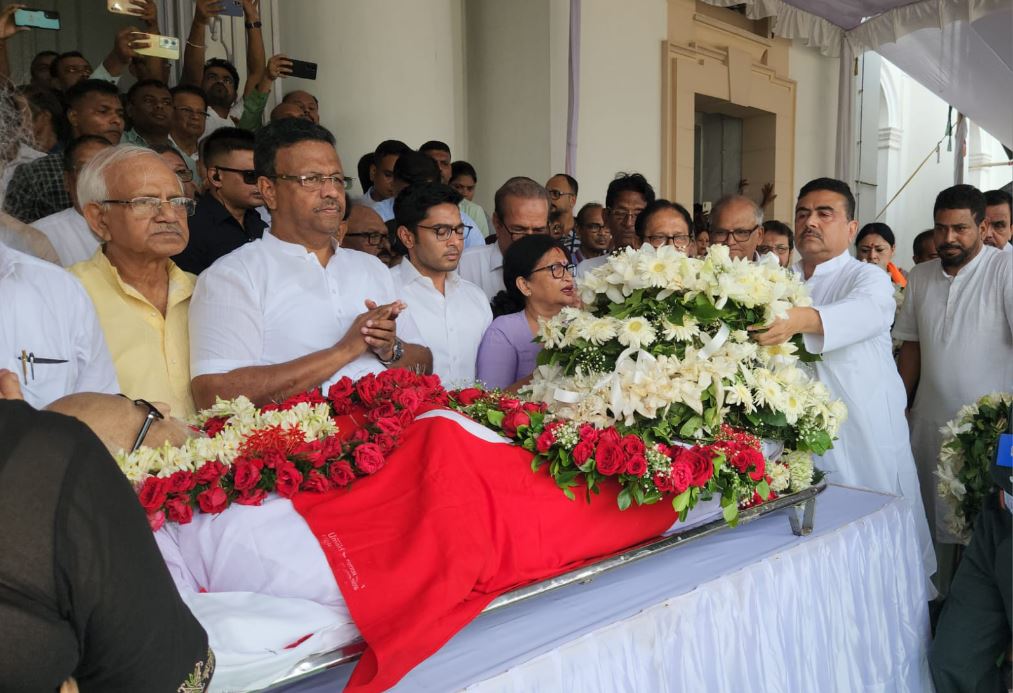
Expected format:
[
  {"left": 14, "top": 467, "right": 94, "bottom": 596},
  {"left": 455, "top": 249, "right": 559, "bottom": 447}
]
[
  {"left": 0, "top": 242, "right": 119, "bottom": 408},
  {"left": 458, "top": 176, "right": 551, "bottom": 301},
  {"left": 189, "top": 119, "right": 431, "bottom": 409},
  {"left": 895, "top": 185, "right": 1013, "bottom": 552},
  {"left": 751, "top": 177, "right": 935, "bottom": 581},
  {"left": 33, "top": 135, "right": 111, "bottom": 267},
  {"left": 390, "top": 183, "right": 492, "bottom": 388},
  {"left": 982, "top": 189, "right": 1011, "bottom": 253}
]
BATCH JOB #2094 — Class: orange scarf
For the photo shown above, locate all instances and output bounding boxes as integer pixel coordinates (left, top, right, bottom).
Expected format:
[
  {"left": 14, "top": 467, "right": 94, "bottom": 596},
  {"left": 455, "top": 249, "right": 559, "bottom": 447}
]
[{"left": 887, "top": 262, "right": 907, "bottom": 288}]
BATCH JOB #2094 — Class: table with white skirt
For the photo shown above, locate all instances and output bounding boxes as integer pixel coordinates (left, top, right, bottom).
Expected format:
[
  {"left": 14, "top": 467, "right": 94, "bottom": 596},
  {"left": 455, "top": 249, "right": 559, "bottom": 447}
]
[{"left": 272, "top": 483, "right": 933, "bottom": 692}]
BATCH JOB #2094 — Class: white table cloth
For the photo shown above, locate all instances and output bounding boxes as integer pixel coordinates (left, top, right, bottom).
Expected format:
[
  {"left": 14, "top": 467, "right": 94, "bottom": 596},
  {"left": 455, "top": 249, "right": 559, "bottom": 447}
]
[{"left": 270, "top": 484, "right": 932, "bottom": 692}]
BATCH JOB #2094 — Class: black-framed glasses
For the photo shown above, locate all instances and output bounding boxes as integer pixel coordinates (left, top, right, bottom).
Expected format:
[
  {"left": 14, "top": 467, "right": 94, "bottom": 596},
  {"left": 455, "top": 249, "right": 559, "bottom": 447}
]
[
  {"left": 710, "top": 226, "right": 759, "bottom": 242},
  {"left": 547, "top": 189, "right": 575, "bottom": 201},
  {"left": 271, "top": 173, "right": 354, "bottom": 191},
  {"left": 529, "top": 262, "right": 575, "bottom": 279},
  {"left": 214, "top": 166, "right": 259, "bottom": 185},
  {"left": 608, "top": 208, "right": 644, "bottom": 223},
  {"left": 345, "top": 231, "right": 386, "bottom": 246},
  {"left": 645, "top": 233, "right": 691, "bottom": 248},
  {"left": 505, "top": 224, "right": 549, "bottom": 237},
  {"left": 174, "top": 168, "right": 194, "bottom": 183},
  {"left": 579, "top": 222, "right": 609, "bottom": 235},
  {"left": 174, "top": 106, "right": 208, "bottom": 119},
  {"left": 417, "top": 223, "right": 472, "bottom": 241},
  {"left": 758, "top": 243, "right": 791, "bottom": 254},
  {"left": 101, "top": 196, "right": 196, "bottom": 218},
  {"left": 120, "top": 396, "right": 165, "bottom": 452}
]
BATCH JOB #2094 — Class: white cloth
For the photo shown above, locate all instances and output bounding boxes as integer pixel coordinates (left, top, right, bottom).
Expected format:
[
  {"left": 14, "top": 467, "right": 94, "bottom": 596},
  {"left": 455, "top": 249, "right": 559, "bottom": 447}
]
[
  {"left": 458, "top": 242, "right": 504, "bottom": 301},
  {"left": 201, "top": 100, "right": 246, "bottom": 140},
  {"left": 0, "top": 242, "right": 118, "bottom": 407},
  {"left": 575, "top": 253, "right": 608, "bottom": 280},
  {"left": 893, "top": 246, "right": 1013, "bottom": 543},
  {"left": 374, "top": 197, "right": 484, "bottom": 249},
  {"left": 189, "top": 232, "right": 421, "bottom": 389},
  {"left": 0, "top": 144, "right": 45, "bottom": 210},
  {"left": 795, "top": 250, "right": 935, "bottom": 579},
  {"left": 390, "top": 260, "right": 491, "bottom": 388},
  {"left": 31, "top": 208, "right": 100, "bottom": 267},
  {"left": 0, "top": 212, "right": 59, "bottom": 263}
]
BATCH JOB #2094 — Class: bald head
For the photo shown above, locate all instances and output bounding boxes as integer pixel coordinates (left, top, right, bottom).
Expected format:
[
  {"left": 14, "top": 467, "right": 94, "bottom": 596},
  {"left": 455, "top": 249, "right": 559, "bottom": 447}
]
[
  {"left": 270, "top": 101, "right": 309, "bottom": 123},
  {"left": 45, "top": 393, "right": 197, "bottom": 454},
  {"left": 343, "top": 204, "right": 392, "bottom": 264}
]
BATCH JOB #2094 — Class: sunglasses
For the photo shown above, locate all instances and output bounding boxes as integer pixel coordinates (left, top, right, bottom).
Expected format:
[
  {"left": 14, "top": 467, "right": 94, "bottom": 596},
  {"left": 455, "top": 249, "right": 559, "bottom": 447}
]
[{"left": 215, "top": 166, "right": 259, "bottom": 185}]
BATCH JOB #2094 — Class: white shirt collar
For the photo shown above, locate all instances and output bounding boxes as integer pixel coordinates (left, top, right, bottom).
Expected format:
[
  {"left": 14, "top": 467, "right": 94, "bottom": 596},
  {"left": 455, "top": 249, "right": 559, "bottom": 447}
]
[
  {"left": 263, "top": 230, "right": 339, "bottom": 260},
  {"left": 396, "top": 257, "right": 459, "bottom": 289},
  {"left": 792, "top": 249, "right": 851, "bottom": 279}
]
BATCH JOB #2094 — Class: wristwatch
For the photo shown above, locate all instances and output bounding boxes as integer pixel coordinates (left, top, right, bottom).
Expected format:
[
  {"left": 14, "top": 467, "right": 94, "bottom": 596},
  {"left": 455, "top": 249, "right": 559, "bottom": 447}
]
[
  {"left": 245, "top": 20, "right": 262, "bottom": 29},
  {"left": 377, "top": 338, "right": 404, "bottom": 366}
]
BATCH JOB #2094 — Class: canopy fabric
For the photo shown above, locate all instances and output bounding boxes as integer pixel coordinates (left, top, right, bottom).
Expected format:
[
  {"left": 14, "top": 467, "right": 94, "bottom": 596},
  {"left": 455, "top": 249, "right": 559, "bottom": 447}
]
[{"left": 701, "top": 0, "right": 1013, "bottom": 147}]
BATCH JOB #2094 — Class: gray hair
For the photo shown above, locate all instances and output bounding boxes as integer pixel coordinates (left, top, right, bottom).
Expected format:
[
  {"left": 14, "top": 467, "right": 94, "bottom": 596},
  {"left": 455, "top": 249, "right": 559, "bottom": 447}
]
[
  {"left": 711, "top": 194, "right": 764, "bottom": 228},
  {"left": 494, "top": 176, "right": 549, "bottom": 221},
  {"left": 77, "top": 144, "right": 182, "bottom": 208}
]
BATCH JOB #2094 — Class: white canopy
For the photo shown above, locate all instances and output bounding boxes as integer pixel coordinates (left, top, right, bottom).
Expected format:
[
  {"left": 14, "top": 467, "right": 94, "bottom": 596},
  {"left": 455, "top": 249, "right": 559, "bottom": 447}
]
[{"left": 703, "top": 0, "right": 1013, "bottom": 148}]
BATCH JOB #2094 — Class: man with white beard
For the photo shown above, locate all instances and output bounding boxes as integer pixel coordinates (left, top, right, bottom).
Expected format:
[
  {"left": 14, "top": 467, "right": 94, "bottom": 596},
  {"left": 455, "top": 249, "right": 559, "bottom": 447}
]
[{"left": 750, "top": 177, "right": 935, "bottom": 582}]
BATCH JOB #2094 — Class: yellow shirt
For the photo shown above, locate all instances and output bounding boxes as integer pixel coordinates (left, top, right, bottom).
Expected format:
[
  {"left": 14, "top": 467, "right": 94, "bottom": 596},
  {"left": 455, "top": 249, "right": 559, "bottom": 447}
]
[{"left": 70, "top": 249, "right": 197, "bottom": 418}]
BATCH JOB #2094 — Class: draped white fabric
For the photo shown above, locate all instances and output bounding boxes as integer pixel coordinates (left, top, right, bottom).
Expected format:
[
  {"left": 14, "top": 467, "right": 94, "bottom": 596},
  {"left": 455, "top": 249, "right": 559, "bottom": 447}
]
[{"left": 270, "top": 485, "right": 931, "bottom": 692}]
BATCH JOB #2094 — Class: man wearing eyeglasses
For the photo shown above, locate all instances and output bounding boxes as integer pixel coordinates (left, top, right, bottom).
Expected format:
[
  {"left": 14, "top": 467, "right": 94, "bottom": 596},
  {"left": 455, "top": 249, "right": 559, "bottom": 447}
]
[
  {"left": 343, "top": 204, "right": 395, "bottom": 266},
  {"left": 189, "top": 118, "right": 431, "bottom": 409},
  {"left": 173, "top": 127, "right": 266, "bottom": 275},
  {"left": 572, "top": 203, "right": 610, "bottom": 264},
  {"left": 575, "top": 173, "right": 656, "bottom": 278},
  {"left": 459, "top": 176, "right": 551, "bottom": 301},
  {"left": 169, "top": 85, "right": 209, "bottom": 185},
  {"left": 70, "top": 145, "right": 199, "bottom": 418},
  {"left": 546, "top": 173, "right": 579, "bottom": 253},
  {"left": 391, "top": 183, "right": 492, "bottom": 387},
  {"left": 707, "top": 194, "right": 766, "bottom": 261}
]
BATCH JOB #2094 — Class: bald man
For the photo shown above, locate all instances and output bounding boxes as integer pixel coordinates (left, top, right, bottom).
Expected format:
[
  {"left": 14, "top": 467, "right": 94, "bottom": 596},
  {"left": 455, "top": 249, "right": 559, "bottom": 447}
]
[
  {"left": 342, "top": 204, "right": 394, "bottom": 266},
  {"left": 270, "top": 101, "right": 310, "bottom": 123}
]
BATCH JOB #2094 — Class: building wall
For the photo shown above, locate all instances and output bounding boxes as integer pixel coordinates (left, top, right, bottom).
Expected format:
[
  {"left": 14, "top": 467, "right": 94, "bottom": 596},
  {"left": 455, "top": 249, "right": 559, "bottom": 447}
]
[{"left": 788, "top": 40, "right": 838, "bottom": 214}]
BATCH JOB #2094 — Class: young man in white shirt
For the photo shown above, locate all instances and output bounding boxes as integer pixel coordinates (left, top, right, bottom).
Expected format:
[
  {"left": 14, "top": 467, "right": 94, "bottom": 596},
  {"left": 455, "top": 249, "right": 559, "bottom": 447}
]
[
  {"left": 189, "top": 119, "right": 431, "bottom": 409},
  {"left": 751, "top": 177, "right": 935, "bottom": 582},
  {"left": 390, "top": 183, "right": 492, "bottom": 388}
]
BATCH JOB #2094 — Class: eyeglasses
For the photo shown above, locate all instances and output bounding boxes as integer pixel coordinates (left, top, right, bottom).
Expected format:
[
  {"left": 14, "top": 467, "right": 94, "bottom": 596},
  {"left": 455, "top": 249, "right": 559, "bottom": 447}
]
[
  {"left": 174, "top": 168, "right": 194, "bottom": 183},
  {"left": 417, "top": 223, "right": 473, "bottom": 241},
  {"left": 547, "top": 189, "right": 575, "bottom": 201},
  {"left": 174, "top": 106, "right": 208, "bottom": 119},
  {"left": 645, "top": 233, "right": 691, "bottom": 248},
  {"left": 609, "top": 208, "right": 644, "bottom": 223},
  {"left": 710, "top": 226, "right": 758, "bottom": 242},
  {"left": 272, "top": 173, "right": 354, "bottom": 191},
  {"left": 101, "top": 196, "right": 196, "bottom": 218},
  {"left": 505, "top": 224, "right": 549, "bottom": 237},
  {"left": 528, "top": 262, "right": 575, "bottom": 280},
  {"left": 345, "top": 231, "right": 386, "bottom": 246},
  {"left": 215, "top": 166, "right": 259, "bottom": 185},
  {"left": 63, "top": 64, "right": 92, "bottom": 76},
  {"left": 579, "top": 222, "right": 609, "bottom": 236},
  {"left": 121, "top": 396, "right": 165, "bottom": 452},
  {"left": 204, "top": 72, "right": 235, "bottom": 87},
  {"left": 758, "top": 244, "right": 791, "bottom": 254}
]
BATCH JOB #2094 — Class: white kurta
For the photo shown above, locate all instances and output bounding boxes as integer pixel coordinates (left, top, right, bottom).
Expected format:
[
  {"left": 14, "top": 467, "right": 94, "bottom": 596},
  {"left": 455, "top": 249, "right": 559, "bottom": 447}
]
[
  {"left": 893, "top": 246, "right": 1013, "bottom": 543},
  {"left": 32, "top": 207, "right": 100, "bottom": 267},
  {"left": 458, "top": 242, "right": 504, "bottom": 301},
  {"left": 795, "top": 251, "right": 935, "bottom": 578}
]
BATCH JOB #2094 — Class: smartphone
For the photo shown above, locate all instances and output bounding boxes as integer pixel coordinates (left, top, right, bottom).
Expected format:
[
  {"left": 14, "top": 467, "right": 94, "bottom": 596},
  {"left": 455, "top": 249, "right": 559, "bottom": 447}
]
[
  {"left": 288, "top": 59, "right": 317, "bottom": 81},
  {"left": 135, "top": 33, "right": 181, "bottom": 61},
  {"left": 13, "top": 8, "right": 61, "bottom": 30},
  {"left": 218, "top": 0, "right": 244, "bottom": 17},
  {"left": 107, "top": 0, "right": 142, "bottom": 16}
]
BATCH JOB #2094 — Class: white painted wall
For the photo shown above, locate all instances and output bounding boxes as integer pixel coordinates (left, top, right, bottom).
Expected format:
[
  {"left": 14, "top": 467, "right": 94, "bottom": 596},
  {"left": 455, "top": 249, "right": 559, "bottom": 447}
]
[{"left": 788, "top": 39, "right": 838, "bottom": 214}]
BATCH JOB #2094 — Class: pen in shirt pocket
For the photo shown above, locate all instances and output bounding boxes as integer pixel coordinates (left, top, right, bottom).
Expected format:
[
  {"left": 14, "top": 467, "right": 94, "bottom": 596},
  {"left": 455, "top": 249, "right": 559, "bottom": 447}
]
[{"left": 17, "top": 350, "right": 68, "bottom": 383}]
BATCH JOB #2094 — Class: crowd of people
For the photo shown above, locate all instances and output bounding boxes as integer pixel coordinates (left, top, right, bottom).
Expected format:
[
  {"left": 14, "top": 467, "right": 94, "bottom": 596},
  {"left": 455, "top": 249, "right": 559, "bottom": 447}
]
[{"left": 0, "top": 1, "right": 1011, "bottom": 691}]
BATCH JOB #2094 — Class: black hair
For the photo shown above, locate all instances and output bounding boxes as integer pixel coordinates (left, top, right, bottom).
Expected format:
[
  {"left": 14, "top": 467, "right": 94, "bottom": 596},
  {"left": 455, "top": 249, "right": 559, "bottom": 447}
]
[
  {"left": 605, "top": 172, "right": 655, "bottom": 209},
  {"left": 373, "top": 139, "right": 411, "bottom": 163},
  {"left": 392, "top": 150, "right": 439, "bottom": 185},
  {"left": 203, "top": 127, "right": 255, "bottom": 166},
  {"left": 419, "top": 140, "right": 450, "bottom": 155},
  {"left": 450, "top": 160, "right": 477, "bottom": 183},
  {"left": 283, "top": 90, "right": 319, "bottom": 105},
  {"left": 127, "top": 78, "right": 170, "bottom": 103},
  {"left": 31, "top": 50, "right": 58, "bottom": 67},
  {"left": 203, "top": 58, "right": 240, "bottom": 91},
  {"left": 50, "top": 51, "right": 87, "bottom": 79},
  {"left": 549, "top": 172, "right": 578, "bottom": 197},
  {"left": 170, "top": 84, "right": 207, "bottom": 109},
  {"left": 856, "top": 222, "right": 896, "bottom": 247},
  {"left": 491, "top": 234, "right": 567, "bottom": 317},
  {"left": 62, "top": 134, "right": 111, "bottom": 172},
  {"left": 761, "top": 220, "right": 794, "bottom": 250},
  {"left": 575, "top": 202, "right": 603, "bottom": 226},
  {"left": 357, "top": 152, "right": 374, "bottom": 192},
  {"left": 386, "top": 218, "right": 406, "bottom": 258},
  {"left": 634, "top": 199, "right": 694, "bottom": 239},
  {"left": 254, "top": 118, "right": 335, "bottom": 178},
  {"left": 64, "top": 78, "right": 120, "bottom": 108},
  {"left": 393, "top": 182, "right": 462, "bottom": 231},
  {"left": 984, "top": 189, "right": 1012, "bottom": 214},
  {"left": 18, "top": 84, "right": 69, "bottom": 145},
  {"left": 912, "top": 229, "right": 935, "bottom": 258},
  {"left": 933, "top": 184, "right": 986, "bottom": 225},
  {"left": 798, "top": 177, "right": 856, "bottom": 221}
]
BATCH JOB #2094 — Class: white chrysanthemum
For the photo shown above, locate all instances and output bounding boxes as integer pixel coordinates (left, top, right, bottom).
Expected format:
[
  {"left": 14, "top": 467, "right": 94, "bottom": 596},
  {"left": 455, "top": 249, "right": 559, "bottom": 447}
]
[
  {"left": 768, "top": 462, "right": 791, "bottom": 493},
  {"left": 783, "top": 450, "right": 814, "bottom": 492},
  {"left": 661, "top": 315, "right": 700, "bottom": 342},
  {"left": 582, "top": 317, "right": 619, "bottom": 345},
  {"left": 617, "top": 316, "right": 657, "bottom": 350}
]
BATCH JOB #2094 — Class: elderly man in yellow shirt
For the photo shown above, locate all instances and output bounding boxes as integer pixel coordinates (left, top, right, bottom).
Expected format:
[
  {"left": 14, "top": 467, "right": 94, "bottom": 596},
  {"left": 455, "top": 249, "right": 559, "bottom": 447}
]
[{"left": 69, "top": 145, "right": 198, "bottom": 418}]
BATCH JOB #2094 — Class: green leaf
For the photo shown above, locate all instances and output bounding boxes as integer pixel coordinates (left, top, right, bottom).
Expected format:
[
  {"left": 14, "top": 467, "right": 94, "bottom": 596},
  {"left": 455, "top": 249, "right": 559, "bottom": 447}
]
[
  {"left": 722, "top": 501, "right": 739, "bottom": 526},
  {"left": 563, "top": 487, "right": 576, "bottom": 501},
  {"left": 531, "top": 455, "right": 544, "bottom": 472},
  {"left": 486, "top": 409, "right": 505, "bottom": 427},
  {"left": 756, "top": 479, "right": 770, "bottom": 500},
  {"left": 672, "top": 489, "right": 691, "bottom": 512},
  {"left": 679, "top": 415, "right": 703, "bottom": 437},
  {"left": 617, "top": 487, "right": 633, "bottom": 511}
]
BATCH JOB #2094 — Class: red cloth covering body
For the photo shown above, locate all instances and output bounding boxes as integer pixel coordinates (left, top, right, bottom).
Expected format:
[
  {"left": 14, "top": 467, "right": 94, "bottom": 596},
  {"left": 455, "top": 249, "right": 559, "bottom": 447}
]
[{"left": 292, "top": 412, "right": 677, "bottom": 692}]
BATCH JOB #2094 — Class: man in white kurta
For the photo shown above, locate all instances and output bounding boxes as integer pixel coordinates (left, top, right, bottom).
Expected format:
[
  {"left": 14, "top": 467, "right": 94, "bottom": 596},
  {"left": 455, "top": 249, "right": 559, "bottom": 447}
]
[
  {"left": 895, "top": 186, "right": 1013, "bottom": 545},
  {"left": 754, "top": 178, "right": 935, "bottom": 580}
]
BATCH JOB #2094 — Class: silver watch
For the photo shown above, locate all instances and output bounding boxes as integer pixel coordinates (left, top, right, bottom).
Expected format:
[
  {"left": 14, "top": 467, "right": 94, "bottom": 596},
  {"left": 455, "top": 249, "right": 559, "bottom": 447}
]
[{"left": 377, "top": 337, "right": 404, "bottom": 366}]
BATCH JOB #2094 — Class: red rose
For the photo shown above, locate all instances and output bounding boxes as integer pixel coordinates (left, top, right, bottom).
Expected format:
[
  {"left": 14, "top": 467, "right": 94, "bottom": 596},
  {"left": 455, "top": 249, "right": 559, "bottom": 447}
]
[
  {"left": 522, "top": 401, "right": 545, "bottom": 413},
  {"left": 327, "top": 376, "right": 355, "bottom": 402},
  {"left": 391, "top": 387, "right": 422, "bottom": 413},
  {"left": 167, "top": 470, "right": 196, "bottom": 494},
  {"left": 454, "top": 388, "right": 484, "bottom": 406},
  {"left": 327, "top": 459, "right": 356, "bottom": 486},
  {"left": 356, "top": 375, "right": 381, "bottom": 405},
  {"left": 235, "top": 487, "right": 268, "bottom": 506},
  {"left": 420, "top": 374, "right": 442, "bottom": 391},
  {"left": 501, "top": 410, "right": 530, "bottom": 437},
  {"left": 374, "top": 433, "right": 398, "bottom": 454},
  {"left": 498, "top": 396, "right": 521, "bottom": 412},
  {"left": 670, "top": 460, "right": 693, "bottom": 494},
  {"left": 374, "top": 416, "right": 402, "bottom": 438},
  {"left": 195, "top": 460, "right": 227, "bottom": 486},
  {"left": 350, "top": 427, "right": 371, "bottom": 443},
  {"left": 232, "top": 458, "right": 262, "bottom": 491},
  {"left": 165, "top": 495, "right": 193, "bottom": 524},
  {"left": 578, "top": 423, "right": 600, "bottom": 444},
  {"left": 730, "top": 447, "right": 764, "bottom": 475},
  {"left": 197, "top": 486, "right": 228, "bottom": 514},
  {"left": 262, "top": 450, "right": 288, "bottom": 470},
  {"left": 300, "top": 470, "right": 332, "bottom": 493},
  {"left": 397, "top": 408, "right": 415, "bottom": 427},
  {"left": 748, "top": 456, "right": 766, "bottom": 482},
  {"left": 679, "top": 448, "right": 714, "bottom": 486},
  {"left": 275, "top": 463, "right": 303, "bottom": 498},
  {"left": 621, "top": 434, "right": 646, "bottom": 458},
  {"left": 138, "top": 477, "right": 169, "bottom": 512},
  {"left": 625, "top": 454, "right": 648, "bottom": 477},
  {"left": 572, "top": 439, "right": 595, "bottom": 464},
  {"left": 598, "top": 428, "right": 622, "bottom": 446},
  {"left": 536, "top": 429, "right": 556, "bottom": 453},
  {"left": 367, "top": 401, "right": 397, "bottom": 423},
  {"left": 147, "top": 511, "right": 166, "bottom": 532},
  {"left": 353, "top": 443, "right": 386, "bottom": 475},
  {"left": 653, "top": 470, "right": 674, "bottom": 493},
  {"left": 203, "top": 416, "right": 228, "bottom": 437},
  {"left": 595, "top": 439, "right": 624, "bottom": 476}
]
